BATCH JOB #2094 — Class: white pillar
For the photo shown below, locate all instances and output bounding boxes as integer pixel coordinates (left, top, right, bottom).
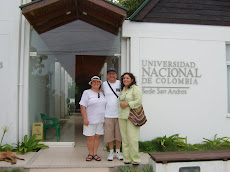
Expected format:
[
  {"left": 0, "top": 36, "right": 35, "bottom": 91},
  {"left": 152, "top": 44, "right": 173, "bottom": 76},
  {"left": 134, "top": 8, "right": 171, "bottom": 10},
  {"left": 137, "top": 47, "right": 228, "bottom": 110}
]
[
  {"left": 65, "top": 71, "right": 68, "bottom": 115},
  {"left": 54, "top": 62, "right": 61, "bottom": 120},
  {"left": 60, "top": 67, "right": 65, "bottom": 118}
]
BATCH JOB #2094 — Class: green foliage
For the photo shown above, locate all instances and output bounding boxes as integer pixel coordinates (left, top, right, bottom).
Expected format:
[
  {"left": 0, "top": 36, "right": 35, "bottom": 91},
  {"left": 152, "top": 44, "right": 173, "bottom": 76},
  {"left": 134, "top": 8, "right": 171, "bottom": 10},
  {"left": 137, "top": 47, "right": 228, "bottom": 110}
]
[
  {"left": 0, "top": 126, "right": 48, "bottom": 154},
  {"left": 17, "top": 135, "right": 49, "bottom": 155},
  {"left": 142, "top": 165, "right": 153, "bottom": 172},
  {"left": 119, "top": 166, "right": 133, "bottom": 172},
  {"left": 159, "top": 134, "right": 187, "bottom": 151},
  {"left": 0, "top": 125, "right": 16, "bottom": 152},
  {"left": 68, "top": 82, "right": 78, "bottom": 99},
  {"left": 1, "top": 169, "right": 22, "bottom": 172},
  {"left": 0, "top": 126, "right": 8, "bottom": 146},
  {"left": 119, "top": 165, "right": 153, "bottom": 172},
  {"left": 139, "top": 134, "right": 230, "bottom": 153},
  {"left": 10, "top": 169, "right": 22, "bottom": 172},
  {"left": 203, "top": 134, "right": 230, "bottom": 149},
  {"left": 0, "top": 144, "right": 16, "bottom": 152},
  {"left": 139, "top": 134, "right": 187, "bottom": 152},
  {"left": 117, "top": 0, "right": 145, "bottom": 17},
  {"left": 139, "top": 139, "right": 161, "bottom": 152}
]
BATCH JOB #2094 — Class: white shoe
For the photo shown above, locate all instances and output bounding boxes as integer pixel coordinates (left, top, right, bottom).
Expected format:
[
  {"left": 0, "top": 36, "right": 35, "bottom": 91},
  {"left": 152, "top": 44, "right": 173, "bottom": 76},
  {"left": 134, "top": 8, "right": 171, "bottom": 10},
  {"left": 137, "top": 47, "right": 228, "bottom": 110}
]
[
  {"left": 107, "top": 153, "right": 114, "bottom": 161},
  {"left": 115, "top": 153, "right": 123, "bottom": 160}
]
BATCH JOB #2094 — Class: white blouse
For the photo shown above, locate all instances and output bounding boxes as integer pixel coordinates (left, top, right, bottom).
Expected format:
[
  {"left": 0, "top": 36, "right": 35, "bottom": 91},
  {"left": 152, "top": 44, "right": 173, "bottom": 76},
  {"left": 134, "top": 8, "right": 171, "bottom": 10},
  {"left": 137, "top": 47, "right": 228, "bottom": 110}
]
[{"left": 79, "top": 89, "right": 106, "bottom": 124}]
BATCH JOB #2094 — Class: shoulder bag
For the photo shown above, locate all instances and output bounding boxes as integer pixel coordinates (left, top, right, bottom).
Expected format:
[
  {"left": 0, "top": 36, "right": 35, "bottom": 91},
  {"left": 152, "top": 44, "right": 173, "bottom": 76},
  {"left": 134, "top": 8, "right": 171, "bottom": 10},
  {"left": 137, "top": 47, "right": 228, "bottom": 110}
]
[{"left": 128, "top": 87, "right": 147, "bottom": 126}]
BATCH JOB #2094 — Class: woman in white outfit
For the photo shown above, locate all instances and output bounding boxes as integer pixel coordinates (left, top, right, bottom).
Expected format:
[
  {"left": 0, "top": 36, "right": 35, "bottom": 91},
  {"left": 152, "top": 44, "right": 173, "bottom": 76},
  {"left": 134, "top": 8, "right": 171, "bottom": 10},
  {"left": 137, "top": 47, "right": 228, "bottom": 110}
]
[{"left": 79, "top": 76, "right": 106, "bottom": 161}]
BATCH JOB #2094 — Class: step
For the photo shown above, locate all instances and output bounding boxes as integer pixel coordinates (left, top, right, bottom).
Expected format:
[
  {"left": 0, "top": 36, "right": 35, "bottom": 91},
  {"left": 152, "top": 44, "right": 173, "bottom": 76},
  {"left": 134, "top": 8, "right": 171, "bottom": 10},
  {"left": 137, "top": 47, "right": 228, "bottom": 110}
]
[{"left": 29, "top": 167, "right": 111, "bottom": 172}]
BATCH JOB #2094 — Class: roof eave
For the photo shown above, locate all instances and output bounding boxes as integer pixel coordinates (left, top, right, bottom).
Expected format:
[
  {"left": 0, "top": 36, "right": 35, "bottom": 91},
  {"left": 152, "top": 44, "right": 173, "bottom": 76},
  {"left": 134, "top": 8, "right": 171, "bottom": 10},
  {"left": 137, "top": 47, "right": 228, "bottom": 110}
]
[
  {"left": 19, "top": 0, "right": 42, "bottom": 9},
  {"left": 128, "top": 0, "right": 151, "bottom": 20},
  {"left": 103, "top": 0, "right": 129, "bottom": 11}
]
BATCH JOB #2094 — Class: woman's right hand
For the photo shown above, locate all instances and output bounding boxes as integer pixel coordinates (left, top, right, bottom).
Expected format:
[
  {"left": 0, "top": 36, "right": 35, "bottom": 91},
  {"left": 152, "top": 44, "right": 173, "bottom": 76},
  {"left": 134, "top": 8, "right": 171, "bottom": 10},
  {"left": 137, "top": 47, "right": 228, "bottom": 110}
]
[
  {"left": 83, "top": 118, "right": 89, "bottom": 126},
  {"left": 120, "top": 102, "right": 129, "bottom": 108}
]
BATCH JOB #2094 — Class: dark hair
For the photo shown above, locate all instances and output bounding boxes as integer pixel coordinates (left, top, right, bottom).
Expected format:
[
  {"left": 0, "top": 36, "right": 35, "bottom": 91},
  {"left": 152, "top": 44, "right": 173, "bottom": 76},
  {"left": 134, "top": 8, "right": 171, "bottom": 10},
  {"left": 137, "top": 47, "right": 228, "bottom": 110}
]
[{"left": 120, "top": 72, "right": 137, "bottom": 89}]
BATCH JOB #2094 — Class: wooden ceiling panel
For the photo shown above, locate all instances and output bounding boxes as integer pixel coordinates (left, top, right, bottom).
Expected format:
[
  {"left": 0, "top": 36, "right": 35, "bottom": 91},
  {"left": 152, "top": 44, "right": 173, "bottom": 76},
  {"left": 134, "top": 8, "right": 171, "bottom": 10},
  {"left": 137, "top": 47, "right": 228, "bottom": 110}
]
[
  {"left": 79, "top": 12, "right": 119, "bottom": 35},
  {"left": 88, "top": 0, "right": 127, "bottom": 16},
  {"left": 22, "top": 0, "right": 76, "bottom": 23},
  {"left": 80, "top": 0, "right": 125, "bottom": 28},
  {"left": 20, "top": 0, "right": 127, "bottom": 35},
  {"left": 34, "top": 13, "right": 78, "bottom": 33},
  {"left": 76, "top": 55, "right": 106, "bottom": 83}
]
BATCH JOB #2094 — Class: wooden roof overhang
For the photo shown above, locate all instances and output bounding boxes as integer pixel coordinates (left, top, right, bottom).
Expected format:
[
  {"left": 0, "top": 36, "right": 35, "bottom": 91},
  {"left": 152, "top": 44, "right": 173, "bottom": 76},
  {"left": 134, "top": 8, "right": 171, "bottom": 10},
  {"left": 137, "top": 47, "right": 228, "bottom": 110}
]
[{"left": 20, "top": 0, "right": 127, "bottom": 35}]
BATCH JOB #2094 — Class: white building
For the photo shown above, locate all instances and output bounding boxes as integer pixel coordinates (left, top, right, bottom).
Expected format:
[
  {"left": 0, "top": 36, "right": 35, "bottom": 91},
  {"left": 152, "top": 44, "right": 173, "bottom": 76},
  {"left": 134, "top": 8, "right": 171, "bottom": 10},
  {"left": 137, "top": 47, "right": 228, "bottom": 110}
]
[{"left": 1, "top": 0, "right": 230, "bottom": 146}]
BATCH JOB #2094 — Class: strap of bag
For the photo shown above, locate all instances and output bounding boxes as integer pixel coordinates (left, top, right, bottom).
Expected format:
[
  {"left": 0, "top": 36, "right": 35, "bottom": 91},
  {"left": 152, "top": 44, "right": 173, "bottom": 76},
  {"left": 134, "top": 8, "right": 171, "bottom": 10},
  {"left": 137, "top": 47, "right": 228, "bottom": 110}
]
[{"left": 107, "top": 81, "right": 118, "bottom": 98}]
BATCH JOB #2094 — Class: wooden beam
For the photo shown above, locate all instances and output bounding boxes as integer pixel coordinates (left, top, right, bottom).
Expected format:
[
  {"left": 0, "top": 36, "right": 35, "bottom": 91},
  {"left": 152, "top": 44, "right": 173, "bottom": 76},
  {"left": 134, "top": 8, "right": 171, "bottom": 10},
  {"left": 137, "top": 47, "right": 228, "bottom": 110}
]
[
  {"left": 22, "top": 0, "right": 77, "bottom": 24},
  {"left": 34, "top": 13, "right": 78, "bottom": 34},
  {"left": 79, "top": 13, "right": 119, "bottom": 35},
  {"left": 22, "top": 0, "right": 62, "bottom": 13},
  {"left": 149, "top": 150, "right": 230, "bottom": 163},
  {"left": 88, "top": 0, "right": 127, "bottom": 16},
  {"left": 78, "top": 0, "right": 126, "bottom": 27},
  {"left": 79, "top": 1, "right": 125, "bottom": 27},
  {"left": 23, "top": 7, "right": 77, "bottom": 25}
]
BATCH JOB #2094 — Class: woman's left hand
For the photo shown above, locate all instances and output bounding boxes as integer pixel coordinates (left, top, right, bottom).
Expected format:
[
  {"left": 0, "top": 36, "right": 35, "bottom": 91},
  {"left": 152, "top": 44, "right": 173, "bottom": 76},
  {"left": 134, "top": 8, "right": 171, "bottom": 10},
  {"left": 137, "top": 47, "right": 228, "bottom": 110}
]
[{"left": 120, "top": 102, "right": 129, "bottom": 108}]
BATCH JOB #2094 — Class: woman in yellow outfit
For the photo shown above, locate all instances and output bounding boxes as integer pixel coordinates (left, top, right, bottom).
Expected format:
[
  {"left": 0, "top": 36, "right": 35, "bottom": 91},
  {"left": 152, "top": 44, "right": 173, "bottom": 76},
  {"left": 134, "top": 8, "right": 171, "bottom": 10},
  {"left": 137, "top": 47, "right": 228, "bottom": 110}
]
[{"left": 118, "top": 72, "right": 142, "bottom": 165}]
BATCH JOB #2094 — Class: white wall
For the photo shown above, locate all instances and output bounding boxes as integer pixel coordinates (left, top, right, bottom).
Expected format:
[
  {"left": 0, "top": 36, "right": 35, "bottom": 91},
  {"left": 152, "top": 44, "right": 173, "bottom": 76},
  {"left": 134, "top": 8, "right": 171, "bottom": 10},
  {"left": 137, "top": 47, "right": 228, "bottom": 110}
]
[
  {"left": 150, "top": 159, "right": 230, "bottom": 172},
  {"left": 122, "top": 20, "right": 230, "bottom": 143},
  {"left": 0, "top": 0, "right": 22, "bottom": 144}
]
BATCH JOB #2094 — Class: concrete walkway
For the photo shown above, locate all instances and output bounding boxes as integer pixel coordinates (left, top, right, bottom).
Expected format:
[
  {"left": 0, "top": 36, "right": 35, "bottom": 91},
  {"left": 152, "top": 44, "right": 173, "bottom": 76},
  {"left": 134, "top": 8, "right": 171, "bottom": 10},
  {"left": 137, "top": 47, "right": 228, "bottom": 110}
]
[{"left": 0, "top": 115, "right": 150, "bottom": 171}]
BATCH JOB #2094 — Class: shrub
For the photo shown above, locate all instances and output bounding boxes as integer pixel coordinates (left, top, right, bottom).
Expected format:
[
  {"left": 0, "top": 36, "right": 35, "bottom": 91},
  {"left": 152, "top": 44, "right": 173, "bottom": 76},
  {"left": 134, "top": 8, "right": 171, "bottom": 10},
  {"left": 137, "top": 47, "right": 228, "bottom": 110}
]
[
  {"left": 119, "top": 165, "right": 152, "bottom": 172},
  {"left": 16, "top": 135, "right": 48, "bottom": 155},
  {"left": 139, "top": 134, "right": 230, "bottom": 153}
]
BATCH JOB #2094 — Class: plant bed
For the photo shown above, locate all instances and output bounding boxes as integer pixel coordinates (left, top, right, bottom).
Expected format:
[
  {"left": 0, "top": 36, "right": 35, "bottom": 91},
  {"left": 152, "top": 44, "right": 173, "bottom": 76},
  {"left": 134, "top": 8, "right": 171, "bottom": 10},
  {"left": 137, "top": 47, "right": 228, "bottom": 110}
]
[
  {"left": 142, "top": 134, "right": 230, "bottom": 172},
  {"left": 0, "top": 135, "right": 48, "bottom": 154},
  {"left": 0, "top": 168, "right": 23, "bottom": 172},
  {"left": 139, "top": 134, "right": 230, "bottom": 153},
  {"left": 117, "top": 164, "right": 153, "bottom": 172}
]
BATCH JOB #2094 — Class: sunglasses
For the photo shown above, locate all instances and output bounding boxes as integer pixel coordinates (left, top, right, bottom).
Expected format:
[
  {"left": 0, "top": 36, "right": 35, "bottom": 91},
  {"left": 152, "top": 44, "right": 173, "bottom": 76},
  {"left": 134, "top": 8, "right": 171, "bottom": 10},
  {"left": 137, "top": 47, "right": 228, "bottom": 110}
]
[{"left": 98, "top": 93, "right": 100, "bottom": 98}]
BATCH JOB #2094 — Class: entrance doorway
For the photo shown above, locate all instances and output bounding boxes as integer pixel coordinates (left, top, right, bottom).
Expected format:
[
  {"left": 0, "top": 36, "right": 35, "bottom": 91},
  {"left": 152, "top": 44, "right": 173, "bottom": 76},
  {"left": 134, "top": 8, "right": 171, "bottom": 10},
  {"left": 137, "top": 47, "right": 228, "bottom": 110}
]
[{"left": 28, "top": 20, "right": 121, "bottom": 144}]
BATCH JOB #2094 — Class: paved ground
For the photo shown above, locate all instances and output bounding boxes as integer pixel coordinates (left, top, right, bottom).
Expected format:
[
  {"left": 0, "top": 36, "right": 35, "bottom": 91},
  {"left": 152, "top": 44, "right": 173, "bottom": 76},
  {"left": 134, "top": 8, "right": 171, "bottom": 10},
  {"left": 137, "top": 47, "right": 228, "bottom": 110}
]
[{"left": 0, "top": 114, "right": 150, "bottom": 171}]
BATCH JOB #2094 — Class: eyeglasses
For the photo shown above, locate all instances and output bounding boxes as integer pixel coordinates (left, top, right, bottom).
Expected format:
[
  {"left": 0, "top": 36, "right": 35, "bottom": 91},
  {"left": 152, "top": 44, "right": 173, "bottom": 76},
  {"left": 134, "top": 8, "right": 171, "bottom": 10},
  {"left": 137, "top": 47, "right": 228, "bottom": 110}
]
[{"left": 98, "top": 93, "right": 100, "bottom": 98}]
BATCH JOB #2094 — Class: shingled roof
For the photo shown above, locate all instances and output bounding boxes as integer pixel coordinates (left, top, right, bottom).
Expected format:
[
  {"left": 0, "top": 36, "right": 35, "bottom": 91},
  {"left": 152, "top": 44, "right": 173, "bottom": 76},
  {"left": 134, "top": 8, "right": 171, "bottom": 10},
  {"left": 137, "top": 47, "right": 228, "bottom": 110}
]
[{"left": 130, "top": 0, "right": 230, "bottom": 27}]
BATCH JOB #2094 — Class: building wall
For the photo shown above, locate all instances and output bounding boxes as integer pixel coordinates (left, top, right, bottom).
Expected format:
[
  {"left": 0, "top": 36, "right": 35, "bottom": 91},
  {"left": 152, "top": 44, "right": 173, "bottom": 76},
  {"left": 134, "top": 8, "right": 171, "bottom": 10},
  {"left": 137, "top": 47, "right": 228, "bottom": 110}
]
[
  {"left": 0, "top": 0, "right": 22, "bottom": 144},
  {"left": 150, "top": 159, "right": 230, "bottom": 172},
  {"left": 122, "top": 20, "right": 230, "bottom": 143},
  {"left": 2, "top": 1, "right": 230, "bottom": 145}
]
